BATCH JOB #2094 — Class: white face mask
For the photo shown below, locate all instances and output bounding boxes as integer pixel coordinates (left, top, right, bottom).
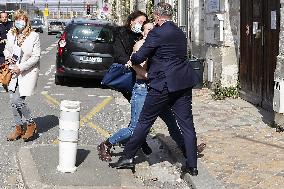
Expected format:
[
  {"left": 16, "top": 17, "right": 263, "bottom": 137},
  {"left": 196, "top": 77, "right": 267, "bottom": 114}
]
[
  {"left": 131, "top": 23, "right": 142, "bottom": 33},
  {"left": 15, "top": 20, "right": 26, "bottom": 30}
]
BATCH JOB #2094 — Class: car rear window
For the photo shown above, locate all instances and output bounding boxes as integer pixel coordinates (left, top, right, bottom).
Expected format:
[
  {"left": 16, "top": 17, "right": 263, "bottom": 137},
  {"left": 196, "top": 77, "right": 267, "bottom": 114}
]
[
  {"left": 50, "top": 22, "right": 63, "bottom": 25},
  {"left": 68, "top": 25, "right": 114, "bottom": 43}
]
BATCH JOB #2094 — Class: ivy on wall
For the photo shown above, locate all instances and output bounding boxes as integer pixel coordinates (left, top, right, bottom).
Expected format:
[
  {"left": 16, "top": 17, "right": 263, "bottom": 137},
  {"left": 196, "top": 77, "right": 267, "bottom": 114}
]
[
  {"left": 111, "top": 0, "right": 118, "bottom": 22},
  {"left": 173, "top": 0, "right": 178, "bottom": 23},
  {"left": 146, "top": 0, "right": 154, "bottom": 21},
  {"left": 120, "top": 0, "right": 130, "bottom": 22}
]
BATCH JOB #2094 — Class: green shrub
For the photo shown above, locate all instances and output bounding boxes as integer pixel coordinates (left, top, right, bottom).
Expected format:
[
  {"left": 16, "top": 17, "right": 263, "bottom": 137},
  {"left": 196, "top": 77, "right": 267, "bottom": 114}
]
[{"left": 212, "top": 82, "right": 240, "bottom": 100}]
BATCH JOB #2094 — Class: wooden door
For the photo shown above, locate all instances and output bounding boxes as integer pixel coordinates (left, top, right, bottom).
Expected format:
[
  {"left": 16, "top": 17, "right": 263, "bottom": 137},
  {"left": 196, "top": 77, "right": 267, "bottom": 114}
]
[
  {"left": 240, "top": 0, "right": 279, "bottom": 110},
  {"left": 262, "top": 0, "right": 280, "bottom": 110}
]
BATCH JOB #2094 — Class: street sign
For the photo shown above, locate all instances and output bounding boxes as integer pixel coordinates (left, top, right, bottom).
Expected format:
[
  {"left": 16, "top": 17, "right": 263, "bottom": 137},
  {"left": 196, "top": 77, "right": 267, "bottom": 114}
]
[{"left": 44, "top": 8, "right": 49, "bottom": 17}]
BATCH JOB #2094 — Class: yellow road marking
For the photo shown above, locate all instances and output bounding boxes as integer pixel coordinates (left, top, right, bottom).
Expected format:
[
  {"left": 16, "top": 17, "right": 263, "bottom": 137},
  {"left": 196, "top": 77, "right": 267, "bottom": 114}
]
[
  {"left": 88, "top": 122, "right": 110, "bottom": 138},
  {"left": 42, "top": 92, "right": 113, "bottom": 140},
  {"left": 80, "top": 96, "right": 113, "bottom": 126},
  {"left": 53, "top": 139, "right": 59, "bottom": 144},
  {"left": 41, "top": 91, "right": 60, "bottom": 106}
]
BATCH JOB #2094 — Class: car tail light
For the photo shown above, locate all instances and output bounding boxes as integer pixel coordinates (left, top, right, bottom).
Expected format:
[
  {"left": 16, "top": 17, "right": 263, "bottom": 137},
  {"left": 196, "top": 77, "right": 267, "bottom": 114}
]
[
  {"left": 58, "top": 32, "right": 67, "bottom": 57},
  {"left": 57, "top": 67, "right": 65, "bottom": 73}
]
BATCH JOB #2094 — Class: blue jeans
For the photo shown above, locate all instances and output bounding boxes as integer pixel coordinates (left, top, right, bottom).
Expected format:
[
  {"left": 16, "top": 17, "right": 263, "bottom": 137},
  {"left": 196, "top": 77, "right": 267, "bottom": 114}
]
[
  {"left": 109, "top": 80, "right": 185, "bottom": 149},
  {"left": 109, "top": 80, "right": 147, "bottom": 145}
]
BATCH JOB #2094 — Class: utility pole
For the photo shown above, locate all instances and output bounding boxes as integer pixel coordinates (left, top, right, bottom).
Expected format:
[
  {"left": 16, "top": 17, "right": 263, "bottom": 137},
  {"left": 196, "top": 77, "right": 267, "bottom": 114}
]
[
  {"left": 71, "top": 0, "right": 73, "bottom": 18},
  {"left": 58, "top": 0, "right": 61, "bottom": 19}
]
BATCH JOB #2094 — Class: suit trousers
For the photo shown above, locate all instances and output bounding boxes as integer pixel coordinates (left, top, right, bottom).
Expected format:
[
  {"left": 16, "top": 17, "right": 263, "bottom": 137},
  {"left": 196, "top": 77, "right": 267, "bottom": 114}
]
[
  {"left": 0, "top": 56, "right": 5, "bottom": 65},
  {"left": 123, "top": 85, "right": 197, "bottom": 168}
]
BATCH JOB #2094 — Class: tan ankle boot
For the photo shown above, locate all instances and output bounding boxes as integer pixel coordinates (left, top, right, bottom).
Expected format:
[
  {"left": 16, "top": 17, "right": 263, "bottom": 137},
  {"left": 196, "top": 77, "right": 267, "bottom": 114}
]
[
  {"left": 22, "top": 122, "right": 38, "bottom": 142},
  {"left": 7, "top": 125, "right": 23, "bottom": 141}
]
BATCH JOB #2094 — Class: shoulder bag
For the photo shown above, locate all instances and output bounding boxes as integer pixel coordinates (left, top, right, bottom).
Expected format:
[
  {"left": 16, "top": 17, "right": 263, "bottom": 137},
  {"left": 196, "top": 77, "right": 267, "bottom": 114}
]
[{"left": 101, "top": 63, "right": 135, "bottom": 92}]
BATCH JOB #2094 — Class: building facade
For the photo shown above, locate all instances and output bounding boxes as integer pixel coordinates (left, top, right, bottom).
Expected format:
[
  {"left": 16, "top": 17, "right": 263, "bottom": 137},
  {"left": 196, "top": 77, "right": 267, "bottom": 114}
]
[
  {"left": 148, "top": 0, "right": 283, "bottom": 126},
  {"left": 186, "top": 0, "right": 283, "bottom": 126}
]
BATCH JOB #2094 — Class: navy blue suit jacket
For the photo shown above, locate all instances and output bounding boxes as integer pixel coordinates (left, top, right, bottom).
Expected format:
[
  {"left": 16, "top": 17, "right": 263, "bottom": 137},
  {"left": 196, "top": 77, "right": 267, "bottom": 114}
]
[{"left": 130, "top": 21, "right": 199, "bottom": 92}]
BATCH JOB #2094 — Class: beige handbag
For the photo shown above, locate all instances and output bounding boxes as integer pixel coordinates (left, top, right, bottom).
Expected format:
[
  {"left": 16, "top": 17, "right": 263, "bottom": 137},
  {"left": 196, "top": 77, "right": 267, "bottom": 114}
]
[{"left": 0, "top": 62, "right": 12, "bottom": 90}]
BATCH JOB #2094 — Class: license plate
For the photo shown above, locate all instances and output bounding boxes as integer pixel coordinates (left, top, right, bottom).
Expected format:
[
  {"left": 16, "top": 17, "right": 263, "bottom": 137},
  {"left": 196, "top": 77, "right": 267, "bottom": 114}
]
[{"left": 80, "top": 56, "right": 103, "bottom": 63}]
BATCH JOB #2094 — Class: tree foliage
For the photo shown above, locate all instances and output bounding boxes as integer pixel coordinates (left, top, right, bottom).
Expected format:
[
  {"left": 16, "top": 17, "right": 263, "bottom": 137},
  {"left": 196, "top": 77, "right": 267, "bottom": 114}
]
[
  {"left": 120, "top": 0, "right": 130, "bottom": 22},
  {"left": 111, "top": 0, "right": 118, "bottom": 22},
  {"left": 146, "top": 0, "right": 154, "bottom": 22}
]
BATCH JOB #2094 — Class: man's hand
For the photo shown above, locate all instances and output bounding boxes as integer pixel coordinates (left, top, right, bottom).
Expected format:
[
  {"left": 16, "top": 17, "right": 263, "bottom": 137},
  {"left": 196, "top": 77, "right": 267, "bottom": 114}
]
[
  {"left": 125, "top": 60, "right": 132, "bottom": 68},
  {"left": 7, "top": 58, "right": 16, "bottom": 64}
]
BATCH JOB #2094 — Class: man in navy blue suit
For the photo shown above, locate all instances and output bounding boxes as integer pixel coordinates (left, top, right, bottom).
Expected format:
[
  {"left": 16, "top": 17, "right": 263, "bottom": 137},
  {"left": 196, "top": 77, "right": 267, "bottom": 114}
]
[{"left": 109, "top": 2, "right": 199, "bottom": 176}]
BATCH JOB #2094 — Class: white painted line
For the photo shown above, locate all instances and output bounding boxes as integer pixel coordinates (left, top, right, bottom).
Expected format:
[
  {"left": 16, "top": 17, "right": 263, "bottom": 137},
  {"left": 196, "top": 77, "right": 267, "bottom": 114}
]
[
  {"left": 41, "top": 91, "right": 48, "bottom": 94},
  {"left": 0, "top": 90, "right": 6, "bottom": 93},
  {"left": 46, "top": 82, "right": 53, "bottom": 85},
  {"left": 44, "top": 65, "right": 55, "bottom": 76},
  {"left": 50, "top": 93, "right": 64, "bottom": 96},
  {"left": 88, "top": 94, "right": 96, "bottom": 97},
  {"left": 39, "top": 73, "right": 44, "bottom": 76},
  {"left": 51, "top": 44, "right": 57, "bottom": 47},
  {"left": 46, "top": 47, "right": 53, "bottom": 51},
  {"left": 98, "top": 96, "right": 112, "bottom": 98},
  {"left": 44, "top": 86, "right": 51, "bottom": 89},
  {"left": 49, "top": 77, "right": 55, "bottom": 81},
  {"left": 41, "top": 51, "right": 49, "bottom": 55}
]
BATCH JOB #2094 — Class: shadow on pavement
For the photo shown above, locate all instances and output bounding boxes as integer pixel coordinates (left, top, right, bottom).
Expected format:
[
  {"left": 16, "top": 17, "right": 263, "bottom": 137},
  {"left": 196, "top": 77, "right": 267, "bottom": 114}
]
[
  {"left": 76, "top": 149, "right": 91, "bottom": 167},
  {"left": 58, "top": 77, "right": 109, "bottom": 89},
  {"left": 34, "top": 115, "right": 59, "bottom": 133},
  {"left": 235, "top": 134, "right": 284, "bottom": 150},
  {"left": 257, "top": 106, "right": 275, "bottom": 125}
]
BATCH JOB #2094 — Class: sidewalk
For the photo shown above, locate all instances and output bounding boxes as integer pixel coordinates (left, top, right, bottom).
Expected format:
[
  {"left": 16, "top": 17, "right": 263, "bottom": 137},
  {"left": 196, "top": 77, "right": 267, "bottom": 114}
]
[
  {"left": 154, "top": 88, "right": 284, "bottom": 189},
  {"left": 16, "top": 88, "right": 284, "bottom": 188}
]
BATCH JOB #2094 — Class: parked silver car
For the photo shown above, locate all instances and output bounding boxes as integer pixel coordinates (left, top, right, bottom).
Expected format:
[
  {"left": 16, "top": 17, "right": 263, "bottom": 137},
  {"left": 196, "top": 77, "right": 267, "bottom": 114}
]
[{"left": 31, "top": 19, "right": 43, "bottom": 33}]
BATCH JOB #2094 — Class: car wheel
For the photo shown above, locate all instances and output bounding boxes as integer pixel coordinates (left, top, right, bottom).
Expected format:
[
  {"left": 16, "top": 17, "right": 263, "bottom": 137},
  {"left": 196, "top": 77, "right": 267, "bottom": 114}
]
[
  {"left": 55, "top": 75, "right": 65, "bottom": 85},
  {"left": 40, "top": 29, "right": 43, "bottom": 33}
]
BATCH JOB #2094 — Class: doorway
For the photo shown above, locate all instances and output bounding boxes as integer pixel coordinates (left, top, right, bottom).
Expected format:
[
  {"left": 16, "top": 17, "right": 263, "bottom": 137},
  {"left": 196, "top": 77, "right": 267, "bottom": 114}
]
[{"left": 240, "top": 0, "right": 280, "bottom": 110}]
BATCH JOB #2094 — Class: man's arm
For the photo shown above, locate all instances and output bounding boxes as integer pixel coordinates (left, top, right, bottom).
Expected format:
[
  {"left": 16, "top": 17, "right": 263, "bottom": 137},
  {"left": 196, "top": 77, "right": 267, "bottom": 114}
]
[
  {"left": 0, "top": 24, "right": 6, "bottom": 42},
  {"left": 130, "top": 30, "right": 160, "bottom": 65}
]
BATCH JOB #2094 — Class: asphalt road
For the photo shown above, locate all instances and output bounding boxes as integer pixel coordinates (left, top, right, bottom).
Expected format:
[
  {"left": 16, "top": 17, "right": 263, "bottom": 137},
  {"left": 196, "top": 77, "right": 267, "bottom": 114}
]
[{"left": 0, "top": 31, "right": 191, "bottom": 188}]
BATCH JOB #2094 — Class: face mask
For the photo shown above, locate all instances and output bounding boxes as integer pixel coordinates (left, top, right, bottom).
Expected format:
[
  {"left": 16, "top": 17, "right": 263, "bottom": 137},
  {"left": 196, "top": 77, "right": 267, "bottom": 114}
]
[
  {"left": 131, "top": 23, "right": 142, "bottom": 33},
  {"left": 15, "top": 20, "right": 26, "bottom": 30}
]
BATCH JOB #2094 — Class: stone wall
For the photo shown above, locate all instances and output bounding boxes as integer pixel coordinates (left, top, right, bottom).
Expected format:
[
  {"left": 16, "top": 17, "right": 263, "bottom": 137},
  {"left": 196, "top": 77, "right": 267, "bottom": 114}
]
[{"left": 190, "top": 0, "right": 240, "bottom": 88}]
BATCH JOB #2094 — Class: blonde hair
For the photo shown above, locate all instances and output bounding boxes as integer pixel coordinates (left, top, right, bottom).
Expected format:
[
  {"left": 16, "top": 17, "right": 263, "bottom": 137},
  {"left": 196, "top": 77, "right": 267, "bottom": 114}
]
[{"left": 11, "top": 9, "right": 32, "bottom": 36}]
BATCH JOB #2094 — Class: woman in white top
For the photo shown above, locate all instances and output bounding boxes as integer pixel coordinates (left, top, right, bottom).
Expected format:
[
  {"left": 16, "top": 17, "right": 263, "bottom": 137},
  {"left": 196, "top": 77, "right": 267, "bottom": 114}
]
[{"left": 4, "top": 9, "right": 40, "bottom": 142}]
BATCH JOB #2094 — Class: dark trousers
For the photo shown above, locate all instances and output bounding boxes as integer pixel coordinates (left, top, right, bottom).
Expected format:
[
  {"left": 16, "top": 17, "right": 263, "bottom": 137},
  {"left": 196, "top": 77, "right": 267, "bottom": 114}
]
[
  {"left": 0, "top": 56, "right": 5, "bottom": 65},
  {"left": 123, "top": 86, "right": 197, "bottom": 167},
  {"left": 120, "top": 86, "right": 185, "bottom": 150}
]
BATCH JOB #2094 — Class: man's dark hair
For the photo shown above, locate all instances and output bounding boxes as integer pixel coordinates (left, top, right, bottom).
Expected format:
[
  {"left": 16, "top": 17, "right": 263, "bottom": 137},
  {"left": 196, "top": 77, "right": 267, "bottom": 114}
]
[{"left": 124, "top": 10, "right": 148, "bottom": 29}]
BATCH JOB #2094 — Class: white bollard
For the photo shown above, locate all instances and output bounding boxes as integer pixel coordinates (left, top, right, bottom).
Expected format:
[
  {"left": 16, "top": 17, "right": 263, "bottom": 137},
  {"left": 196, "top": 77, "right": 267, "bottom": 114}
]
[{"left": 57, "top": 100, "right": 81, "bottom": 173}]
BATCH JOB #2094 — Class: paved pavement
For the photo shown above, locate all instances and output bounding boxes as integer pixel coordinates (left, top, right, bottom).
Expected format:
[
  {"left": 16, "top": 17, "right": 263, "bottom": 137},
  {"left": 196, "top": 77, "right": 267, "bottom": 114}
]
[
  {"left": 154, "top": 89, "right": 284, "bottom": 189},
  {"left": 16, "top": 88, "right": 284, "bottom": 188}
]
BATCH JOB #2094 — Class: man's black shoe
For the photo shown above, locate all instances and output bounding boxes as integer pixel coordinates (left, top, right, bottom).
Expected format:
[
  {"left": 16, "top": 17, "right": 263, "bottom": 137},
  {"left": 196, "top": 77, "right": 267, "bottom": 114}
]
[
  {"left": 141, "top": 141, "right": 152, "bottom": 155},
  {"left": 182, "top": 166, "right": 198, "bottom": 176},
  {"left": 186, "top": 167, "right": 198, "bottom": 176},
  {"left": 109, "top": 157, "right": 135, "bottom": 173}
]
